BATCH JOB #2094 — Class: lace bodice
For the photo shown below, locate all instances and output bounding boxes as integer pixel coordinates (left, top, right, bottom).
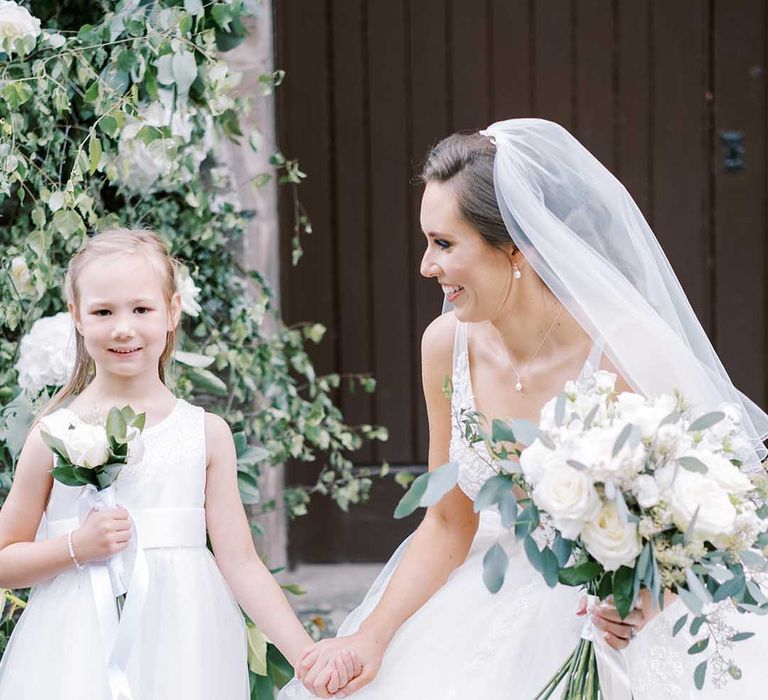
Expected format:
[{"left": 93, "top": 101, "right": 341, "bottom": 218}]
[{"left": 448, "top": 321, "right": 602, "bottom": 501}]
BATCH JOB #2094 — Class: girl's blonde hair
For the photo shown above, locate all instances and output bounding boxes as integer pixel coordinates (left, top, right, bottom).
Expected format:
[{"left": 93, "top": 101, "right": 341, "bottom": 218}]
[{"left": 44, "top": 228, "right": 181, "bottom": 414}]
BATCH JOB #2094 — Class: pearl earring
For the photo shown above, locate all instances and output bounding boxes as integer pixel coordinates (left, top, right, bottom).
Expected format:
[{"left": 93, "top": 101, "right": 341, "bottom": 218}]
[{"left": 513, "top": 263, "right": 522, "bottom": 280}]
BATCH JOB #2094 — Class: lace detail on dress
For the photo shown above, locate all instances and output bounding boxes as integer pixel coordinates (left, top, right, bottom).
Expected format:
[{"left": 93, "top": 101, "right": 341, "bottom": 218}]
[{"left": 449, "top": 323, "right": 499, "bottom": 501}]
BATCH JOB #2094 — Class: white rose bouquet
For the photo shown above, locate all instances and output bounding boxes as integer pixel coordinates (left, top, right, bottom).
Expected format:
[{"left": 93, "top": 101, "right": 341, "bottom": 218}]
[
  {"left": 39, "top": 405, "right": 145, "bottom": 597},
  {"left": 395, "top": 370, "right": 768, "bottom": 696}
]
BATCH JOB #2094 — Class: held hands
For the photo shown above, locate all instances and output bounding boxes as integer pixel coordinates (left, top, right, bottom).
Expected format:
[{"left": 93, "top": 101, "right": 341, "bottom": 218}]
[
  {"left": 297, "top": 631, "right": 384, "bottom": 698},
  {"left": 71, "top": 506, "right": 132, "bottom": 563},
  {"left": 577, "top": 589, "right": 659, "bottom": 650}
]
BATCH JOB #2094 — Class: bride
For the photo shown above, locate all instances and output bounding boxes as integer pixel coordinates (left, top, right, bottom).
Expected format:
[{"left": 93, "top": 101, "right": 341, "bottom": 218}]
[{"left": 281, "top": 119, "right": 768, "bottom": 699}]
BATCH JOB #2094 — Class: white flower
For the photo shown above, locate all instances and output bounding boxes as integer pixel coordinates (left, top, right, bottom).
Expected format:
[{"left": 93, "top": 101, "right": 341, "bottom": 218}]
[
  {"left": 115, "top": 136, "right": 175, "bottom": 194},
  {"left": 519, "top": 438, "right": 564, "bottom": 486},
  {"left": 634, "top": 473, "right": 660, "bottom": 508},
  {"left": 10, "top": 255, "right": 35, "bottom": 296},
  {"left": 532, "top": 463, "right": 602, "bottom": 539},
  {"left": 15, "top": 312, "right": 76, "bottom": 393},
  {"left": 625, "top": 394, "right": 677, "bottom": 439},
  {"left": 615, "top": 391, "right": 646, "bottom": 416},
  {"left": 580, "top": 501, "right": 642, "bottom": 571},
  {"left": 652, "top": 422, "right": 691, "bottom": 459},
  {"left": 695, "top": 451, "right": 753, "bottom": 494},
  {"left": 39, "top": 413, "right": 110, "bottom": 469},
  {"left": 567, "top": 424, "right": 646, "bottom": 483},
  {"left": 667, "top": 470, "right": 737, "bottom": 544},
  {"left": 176, "top": 267, "right": 202, "bottom": 317},
  {"left": 594, "top": 370, "right": 617, "bottom": 394},
  {"left": 0, "top": 2, "right": 41, "bottom": 45}
]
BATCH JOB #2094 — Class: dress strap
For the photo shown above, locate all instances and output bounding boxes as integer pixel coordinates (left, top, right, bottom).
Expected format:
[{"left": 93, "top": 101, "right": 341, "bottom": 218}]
[{"left": 450, "top": 321, "right": 473, "bottom": 409}]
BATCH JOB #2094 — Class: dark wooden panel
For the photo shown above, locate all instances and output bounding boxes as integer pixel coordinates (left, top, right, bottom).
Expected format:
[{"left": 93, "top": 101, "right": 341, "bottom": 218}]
[
  {"left": 410, "top": 0, "right": 450, "bottom": 461},
  {"left": 368, "top": 0, "right": 414, "bottom": 464},
  {"left": 574, "top": 0, "right": 615, "bottom": 168},
  {"left": 490, "top": 0, "right": 533, "bottom": 120},
  {"left": 713, "top": 0, "right": 766, "bottom": 405},
  {"left": 616, "top": 0, "right": 652, "bottom": 215},
  {"left": 651, "top": 0, "right": 710, "bottom": 328},
  {"left": 534, "top": 0, "right": 574, "bottom": 128},
  {"left": 276, "top": 0, "right": 336, "bottom": 563},
  {"left": 332, "top": 0, "right": 374, "bottom": 463},
  {"left": 450, "top": 0, "right": 490, "bottom": 131}
]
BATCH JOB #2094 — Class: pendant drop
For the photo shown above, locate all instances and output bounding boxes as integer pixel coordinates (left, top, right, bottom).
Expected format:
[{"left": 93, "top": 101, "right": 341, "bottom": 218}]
[{"left": 515, "top": 381, "right": 523, "bottom": 392}]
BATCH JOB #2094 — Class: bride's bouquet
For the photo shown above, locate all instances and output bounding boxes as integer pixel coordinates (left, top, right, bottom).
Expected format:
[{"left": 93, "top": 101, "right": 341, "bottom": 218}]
[
  {"left": 396, "top": 370, "right": 768, "bottom": 696},
  {"left": 39, "top": 405, "right": 146, "bottom": 595}
]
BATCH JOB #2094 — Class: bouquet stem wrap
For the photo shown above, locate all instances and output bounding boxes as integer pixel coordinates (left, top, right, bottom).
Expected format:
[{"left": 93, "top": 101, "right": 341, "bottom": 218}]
[
  {"left": 78, "top": 485, "right": 149, "bottom": 700},
  {"left": 581, "top": 595, "right": 632, "bottom": 700}
]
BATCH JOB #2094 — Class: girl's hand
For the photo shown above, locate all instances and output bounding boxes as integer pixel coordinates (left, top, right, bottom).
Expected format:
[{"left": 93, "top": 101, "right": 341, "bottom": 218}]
[
  {"left": 298, "top": 632, "right": 381, "bottom": 698},
  {"left": 577, "top": 589, "right": 661, "bottom": 650},
  {"left": 71, "top": 506, "right": 131, "bottom": 563}
]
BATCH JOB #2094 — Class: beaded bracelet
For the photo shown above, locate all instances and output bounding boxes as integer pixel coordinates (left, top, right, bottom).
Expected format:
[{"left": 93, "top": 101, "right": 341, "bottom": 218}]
[{"left": 67, "top": 530, "right": 84, "bottom": 572}]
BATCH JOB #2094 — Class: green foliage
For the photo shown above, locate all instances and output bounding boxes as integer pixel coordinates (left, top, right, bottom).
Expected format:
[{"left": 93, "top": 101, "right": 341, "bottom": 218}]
[{"left": 0, "top": 0, "right": 386, "bottom": 687}]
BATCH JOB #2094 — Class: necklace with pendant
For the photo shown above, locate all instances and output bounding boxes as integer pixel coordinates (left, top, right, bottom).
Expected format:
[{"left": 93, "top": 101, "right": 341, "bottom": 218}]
[{"left": 503, "top": 304, "right": 563, "bottom": 392}]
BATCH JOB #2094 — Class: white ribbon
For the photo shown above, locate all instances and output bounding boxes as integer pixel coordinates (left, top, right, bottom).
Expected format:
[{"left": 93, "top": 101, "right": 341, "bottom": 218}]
[
  {"left": 78, "top": 485, "right": 150, "bottom": 700},
  {"left": 581, "top": 594, "right": 633, "bottom": 700}
]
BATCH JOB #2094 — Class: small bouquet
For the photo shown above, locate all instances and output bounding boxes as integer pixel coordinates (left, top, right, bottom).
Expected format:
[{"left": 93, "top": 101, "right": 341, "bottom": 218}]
[
  {"left": 39, "top": 405, "right": 146, "bottom": 594},
  {"left": 396, "top": 370, "right": 768, "bottom": 696}
]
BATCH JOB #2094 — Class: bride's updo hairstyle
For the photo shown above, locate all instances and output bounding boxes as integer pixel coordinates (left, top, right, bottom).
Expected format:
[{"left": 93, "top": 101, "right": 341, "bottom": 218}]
[
  {"left": 420, "top": 132, "right": 516, "bottom": 253},
  {"left": 45, "top": 228, "right": 181, "bottom": 414}
]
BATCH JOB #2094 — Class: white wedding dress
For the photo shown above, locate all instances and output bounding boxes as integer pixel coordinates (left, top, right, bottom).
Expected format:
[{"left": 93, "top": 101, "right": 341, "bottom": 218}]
[
  {"left": 0, "top": 399, "right": 249, "bottom": 700},
  {"left": 280, "top": 321, "right": 768, "bottom": 699}
]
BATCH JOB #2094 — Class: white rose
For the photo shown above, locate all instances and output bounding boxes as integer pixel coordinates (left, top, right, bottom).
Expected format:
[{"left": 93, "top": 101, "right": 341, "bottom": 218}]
[
  {"left": 0, "top": 2, "right": 41, "bottom": 44},
  {"left": 652, "top": 422, "right": 691, "bottom": 459},
  {"left": 580, "top": 501, "right": 642, "bottom": 571},
  {"left": 519, "top": 438, "right": 565, "bottom": 486},
  {"left": 695, "top": 451, "right": 753, "bottom": 494},
  {"left": 567, "top": 424, "right": 646, "bottom": 483},
  {"left": 176, "top": 267, "right": 202, "bottom": 317},
  {"left": 40, "top": 414, "right": 109, "bottom": 469},
  {"left": 532, "top": 463, "right": 601, "bottom": 540},
  {"left": 14, "top": 312, "right": 76, "bottom": 393},
  {"left": 668, "top": 470, "right": 737, "bottom": 543},
  {"left": 634, "top": 473, "right": 660, "bottom": 508},
  {"left": 615, "top": 391, "right": 646, "bottom": 417},
  {"left": 10, "top": 255, "right": 35, "bottom": 296}
]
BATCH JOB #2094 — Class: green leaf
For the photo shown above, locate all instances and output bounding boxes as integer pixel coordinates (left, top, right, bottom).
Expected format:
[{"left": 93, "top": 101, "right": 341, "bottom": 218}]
[
  {"left": 420, "top": 461, "right": 459, "bottom": 507},
  {"left": 482, "top": 543, "right": 508, "bottom": 594},
  {"left": 172, "top": 50, "right": 198, "bottom": 96},
  {"left": 50, "top": 465, "right": 82, "bottom": 487},
  {"left": 672, "top": 613, "right": 688, "bottom": 637},
  {"left": 613, "top": 566, "right": 635, "bottom": 618},
  {"left": 558, "top": 560, "right": 602, "bottom": 586},
  {"left": 686, "top": 569, "right": 713, "bottom": 604},
  {"left": 678, "top": 586, "right": 703, "bottom": 615},
  {"left": 246, "top": 623, "right": 268, "bottom": 676},
  {"left": 491, "top": 418, "right": 516, "bottom": 443},
  {"left": 498, "top": 491, "right": 518, "bottom": 528},
  {"left": 52, "top": 209, "right": 85, "bottom": 239},
  {"left": 266, "top": 643, "right": 294, "bottom": 687},
  {"left": 552, "top": 534, "right": 573, "bottom": 567},
  {"left": 84, "top": 81, "right": 100, "bottom": 102},
  {"left": 729, "top": 631, "right": 755, "bottom": 642},
  {"left": 688, "top": 637, "right": 710, "bottom": 655},
  {"left": 540, "top": 546, "right": 560, "bottom": 587},
  {"left": 188, "top": 368, "right": 228, "bottom": 396},
  {"left": 233, "top": 431, "right": 247, "bottom": 457},
  {"left": 688, "top": 411, "right": 725, "bottom": 433},
  {"left": 238, "top": 471, "right": 261, "bottom": 505},
  {"left": 678, "top": 456, "right": 708, "bottom": 474},
  {"left": 694, "top": 660, "right": 707, "bottom": 690},
  {"left": 509, "top": 419, "right": 540, "bottom": 447},
  {"left": 88, "top": 137, "right": 102, "bottom": 175},
  {"left": 713, "top": 572, "right": 746, "bottom": 602},
  {"left": 106, "top": 407, "right": 127, "bottom": 443},
  {"left": 524, "top": 535, "right": 543, "bottom": 572},
  {"left": 99, "top": 115, "right": 118, "bottom": 138},
  {"left": 554, "top": 392, "right": 566, "bottom": 427},
  {"left": 393, "top": 471, "right": 429, "bottom": 519},
  {"left": 514, "top": 503, "right": 540, "bottom": 539},
  {"left": 473, "top": 474, "right": 514, "bottom": 512},
  {"left": 612, "top": 423, "right": 637, "bottom": 457}
]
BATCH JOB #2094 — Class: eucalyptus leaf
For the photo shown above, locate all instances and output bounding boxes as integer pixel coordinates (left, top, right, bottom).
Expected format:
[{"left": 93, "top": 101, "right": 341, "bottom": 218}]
[
  {"left": 672, "top": 613, "right": 688, "bottom": 637},
  {"left": 482, "top": 543, "right": 509, "bottom": 594},
  {"left": 678, "top": 456, "right": 708, "bottom": 474},
  {"left": 420, "top": 461, "right": 459, "bottom": 507},
  {"left": 473, "top": 474, "right": 514, "bottom": 512},
  {"left": 509, "top": 419, "right": 540, "bottom": 447},
  {"left": 688, "top": 411, "right": 725, "bottom": 433},
  {"left": 491, "top": 418, "right": 516, "bottom": 443},
  {"left": 498, "top": 491, "right": 518, "bottom": 528},
  {"left": 523, "top": 535, "right": 543, "bottom": 572},
  {"left": 393, "top": 472, "right": 430, "bottom": 519},
  {"left": 694, "top": 660, "right": 707, "bottom": 690}
]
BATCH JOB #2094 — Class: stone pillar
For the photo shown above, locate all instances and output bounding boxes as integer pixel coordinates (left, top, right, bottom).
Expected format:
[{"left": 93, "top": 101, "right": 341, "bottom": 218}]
[{"left": 222, "top": 1, "right": 287, "bottom": 569}]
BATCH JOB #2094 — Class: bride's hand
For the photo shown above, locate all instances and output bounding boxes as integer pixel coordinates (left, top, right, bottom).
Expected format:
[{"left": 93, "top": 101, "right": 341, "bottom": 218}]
[
  {"left": 298, "top": 631, "right": 384, "bottom": 697},
  {"left": 578, "top": 590, "right": 662, "bottom": 650}
]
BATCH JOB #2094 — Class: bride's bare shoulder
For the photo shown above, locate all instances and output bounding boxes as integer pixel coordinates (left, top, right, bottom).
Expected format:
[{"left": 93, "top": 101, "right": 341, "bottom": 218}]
[{"left": 421, "top": 312, "right": 457, "bottom": 367}]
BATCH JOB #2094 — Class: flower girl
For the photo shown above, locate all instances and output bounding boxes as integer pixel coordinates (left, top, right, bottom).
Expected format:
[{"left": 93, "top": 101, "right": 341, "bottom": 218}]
[{"left": 0, "top": 229, "right": 357, "bottom": 699}]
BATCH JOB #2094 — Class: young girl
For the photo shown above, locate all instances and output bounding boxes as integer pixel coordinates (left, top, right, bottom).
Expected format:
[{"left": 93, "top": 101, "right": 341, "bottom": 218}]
[{"left": 0, "top": 229, "right": 357, "bottom": 699}]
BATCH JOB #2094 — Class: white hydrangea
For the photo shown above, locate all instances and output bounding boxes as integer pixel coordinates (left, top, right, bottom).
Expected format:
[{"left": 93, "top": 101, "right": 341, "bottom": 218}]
[{"left": 15, "top": 312, "right": 76, "bottom": 393}]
